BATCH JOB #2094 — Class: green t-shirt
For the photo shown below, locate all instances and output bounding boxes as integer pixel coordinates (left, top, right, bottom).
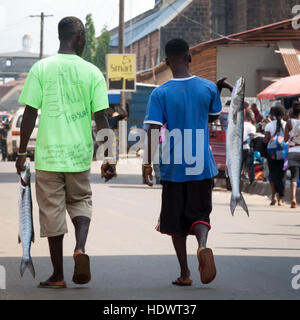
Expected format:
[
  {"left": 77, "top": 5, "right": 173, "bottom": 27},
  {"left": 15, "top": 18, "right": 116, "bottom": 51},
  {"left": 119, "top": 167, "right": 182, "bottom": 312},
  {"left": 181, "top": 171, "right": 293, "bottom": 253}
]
[{"left": 19, "top": 54, "right": 109, "bottom": 172}]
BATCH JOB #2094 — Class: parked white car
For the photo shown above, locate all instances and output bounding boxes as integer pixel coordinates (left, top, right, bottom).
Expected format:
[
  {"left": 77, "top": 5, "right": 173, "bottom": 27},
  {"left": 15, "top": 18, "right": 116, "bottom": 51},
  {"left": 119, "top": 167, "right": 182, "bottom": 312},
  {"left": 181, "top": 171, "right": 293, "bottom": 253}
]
[{"left": 7, "top": 107, "right": 40, "bottom": 161}]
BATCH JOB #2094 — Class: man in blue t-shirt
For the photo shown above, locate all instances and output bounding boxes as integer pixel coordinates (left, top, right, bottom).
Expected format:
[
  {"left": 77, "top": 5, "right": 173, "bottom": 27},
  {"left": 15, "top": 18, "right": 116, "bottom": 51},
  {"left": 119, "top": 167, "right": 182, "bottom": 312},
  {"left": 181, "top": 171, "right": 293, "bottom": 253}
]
[{"left": 143, "top": 39, "right": 232, "bottom": 286}]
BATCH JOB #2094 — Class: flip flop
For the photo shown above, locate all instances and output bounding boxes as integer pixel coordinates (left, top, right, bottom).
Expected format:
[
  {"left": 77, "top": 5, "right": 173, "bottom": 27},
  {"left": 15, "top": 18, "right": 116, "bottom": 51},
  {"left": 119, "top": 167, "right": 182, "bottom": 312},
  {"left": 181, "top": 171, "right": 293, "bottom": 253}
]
[
  {"left": 38, "top": 281, "right": 67, "bottom": 289},
  {"left": 72, "top": 253, "right": 91, "bottom": 285},
  {"left": 172, "top": 278, "right": 193, "bottom": 287},
  {"left": 197, "top": 248, "right": 217, "bottom": 285}
]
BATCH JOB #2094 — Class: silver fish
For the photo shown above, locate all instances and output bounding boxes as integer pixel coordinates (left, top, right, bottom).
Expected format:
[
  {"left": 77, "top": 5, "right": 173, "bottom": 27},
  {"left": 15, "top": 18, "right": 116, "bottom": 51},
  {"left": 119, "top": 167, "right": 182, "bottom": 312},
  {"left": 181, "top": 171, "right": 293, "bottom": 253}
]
[
  {"left": 18, "top": 162, "right": 35, "bottom": 278},
  {"left": 226, "top": 77, "right": 249, "bottom": 217}
]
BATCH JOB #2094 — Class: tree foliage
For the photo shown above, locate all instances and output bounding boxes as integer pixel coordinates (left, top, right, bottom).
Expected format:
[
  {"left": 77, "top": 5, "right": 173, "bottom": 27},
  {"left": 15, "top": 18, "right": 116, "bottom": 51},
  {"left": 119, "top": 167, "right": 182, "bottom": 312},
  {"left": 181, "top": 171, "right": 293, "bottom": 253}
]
[
  {"left": 82, "top": 14, "right": 96, "bottom": 63},
  {"left": 94, "top": 26, "right": 111, "bottom": 75}
]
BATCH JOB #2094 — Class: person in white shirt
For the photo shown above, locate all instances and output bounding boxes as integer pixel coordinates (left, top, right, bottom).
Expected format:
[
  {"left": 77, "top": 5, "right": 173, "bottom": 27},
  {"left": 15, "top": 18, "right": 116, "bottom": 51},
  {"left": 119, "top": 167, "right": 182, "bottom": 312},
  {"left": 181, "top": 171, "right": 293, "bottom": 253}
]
[
  {"left": 263, "top": 106, "right": 287, "bottom": 206},
  {"left": 284, "top": 102, "right": 300, "bottom": 209},
  {"left": 243, "top": 110, "right": 256, "bottom": 183}
]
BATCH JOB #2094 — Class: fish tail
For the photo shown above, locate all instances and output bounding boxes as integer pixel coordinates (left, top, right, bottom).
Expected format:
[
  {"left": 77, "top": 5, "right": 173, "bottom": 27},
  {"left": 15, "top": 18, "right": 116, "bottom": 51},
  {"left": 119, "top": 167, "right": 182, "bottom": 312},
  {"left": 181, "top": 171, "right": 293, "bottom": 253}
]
[
  {"left": 230, "top": 194, "right": 249, "bottom": 217},
  {"left": 20, "top": 257, "right": 35, "bottom": 279}
]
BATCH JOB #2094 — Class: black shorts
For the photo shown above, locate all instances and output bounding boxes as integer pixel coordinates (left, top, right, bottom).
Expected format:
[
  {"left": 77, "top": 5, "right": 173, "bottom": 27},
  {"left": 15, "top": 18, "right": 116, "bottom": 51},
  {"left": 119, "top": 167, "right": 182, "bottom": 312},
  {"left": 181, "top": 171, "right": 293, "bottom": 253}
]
[{"left": 156, "top": 179, "right": 214, "bottom": 237}]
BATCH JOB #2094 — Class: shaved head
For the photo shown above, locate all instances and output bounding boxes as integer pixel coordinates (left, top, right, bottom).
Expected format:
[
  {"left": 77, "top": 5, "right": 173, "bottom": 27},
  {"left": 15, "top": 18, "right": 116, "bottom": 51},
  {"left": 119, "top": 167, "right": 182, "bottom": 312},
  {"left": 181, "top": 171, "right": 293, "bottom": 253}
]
[{"left": 58, "top": 16, "right": 85, "bottom": 41}]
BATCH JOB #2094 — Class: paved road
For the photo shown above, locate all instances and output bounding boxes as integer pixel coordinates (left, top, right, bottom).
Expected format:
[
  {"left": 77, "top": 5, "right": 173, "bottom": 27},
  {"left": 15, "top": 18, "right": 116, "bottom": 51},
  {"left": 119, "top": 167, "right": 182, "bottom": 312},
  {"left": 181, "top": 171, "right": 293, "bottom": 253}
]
[{"left": 0, "top": 161, "right": 300, "bottom": 300}]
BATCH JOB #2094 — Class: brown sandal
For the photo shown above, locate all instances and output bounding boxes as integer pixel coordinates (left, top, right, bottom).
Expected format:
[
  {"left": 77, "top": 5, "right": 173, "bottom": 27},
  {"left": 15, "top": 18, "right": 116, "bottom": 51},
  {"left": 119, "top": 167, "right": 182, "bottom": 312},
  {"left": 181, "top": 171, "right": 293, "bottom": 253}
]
[
  {"left": 197, "top": 248, "right": 217, "bottom": 285},
  {"left": 72, "top": 253, "right": 91, "bottom": 285},
  {"left": 172, "top": 278, "right": 193, "bottom": 287},
  {"left": 38, "top": 281, "right": 67, "bottom": 289}
]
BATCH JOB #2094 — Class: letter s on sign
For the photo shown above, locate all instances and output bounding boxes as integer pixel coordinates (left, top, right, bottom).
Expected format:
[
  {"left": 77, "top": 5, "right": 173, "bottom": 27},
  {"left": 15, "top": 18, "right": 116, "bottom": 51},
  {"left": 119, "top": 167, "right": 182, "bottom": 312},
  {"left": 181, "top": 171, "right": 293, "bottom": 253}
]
[
  {"left": 292, "top": 5, "right": 300, "bottom": 30},
  {"left": 291, "top": 265, "right": 300, "bottom": 290}
]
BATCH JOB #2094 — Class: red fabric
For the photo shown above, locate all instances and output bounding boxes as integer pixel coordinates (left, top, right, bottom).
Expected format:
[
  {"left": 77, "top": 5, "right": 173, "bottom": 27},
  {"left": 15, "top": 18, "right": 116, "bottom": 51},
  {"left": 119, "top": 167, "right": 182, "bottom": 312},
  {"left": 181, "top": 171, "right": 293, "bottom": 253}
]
[
  {"left": 258, "top": 75, "right": 300, "bottom": 99},
  {"left": 190, "top": 221, "right": 211, "bottom": 235}
]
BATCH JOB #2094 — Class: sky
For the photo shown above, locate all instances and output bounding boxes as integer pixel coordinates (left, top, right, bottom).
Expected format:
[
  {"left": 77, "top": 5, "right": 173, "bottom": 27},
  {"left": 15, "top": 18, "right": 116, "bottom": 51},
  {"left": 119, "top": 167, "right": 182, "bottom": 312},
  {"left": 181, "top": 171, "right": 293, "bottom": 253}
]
[{"left": 0, "top": 0, "right": 155, "bottom": 54}]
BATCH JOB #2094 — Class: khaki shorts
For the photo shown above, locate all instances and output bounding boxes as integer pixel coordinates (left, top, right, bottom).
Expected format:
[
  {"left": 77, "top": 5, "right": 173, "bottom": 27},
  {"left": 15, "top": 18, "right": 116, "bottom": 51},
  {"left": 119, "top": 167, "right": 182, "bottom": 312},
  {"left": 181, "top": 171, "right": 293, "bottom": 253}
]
[{"left": 36, "top": 170, "right": 92, "bottom": 238}]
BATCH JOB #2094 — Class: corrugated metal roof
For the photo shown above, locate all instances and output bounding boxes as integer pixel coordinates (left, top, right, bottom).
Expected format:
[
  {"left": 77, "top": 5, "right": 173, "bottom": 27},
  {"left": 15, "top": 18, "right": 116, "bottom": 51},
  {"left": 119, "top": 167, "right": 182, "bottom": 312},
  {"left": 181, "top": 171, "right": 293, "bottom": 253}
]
[
  {"left": 0, "top": 51, "right": 40, "bottom": 58},
  {"left": 110, "top": 0, "right": 192, "bottom": 47},
  {"left": 138, "top": 18, "right": 300, "bottom": 82},
  {"left": 277, "top": 40, "right": 300, "bottom": 76}
]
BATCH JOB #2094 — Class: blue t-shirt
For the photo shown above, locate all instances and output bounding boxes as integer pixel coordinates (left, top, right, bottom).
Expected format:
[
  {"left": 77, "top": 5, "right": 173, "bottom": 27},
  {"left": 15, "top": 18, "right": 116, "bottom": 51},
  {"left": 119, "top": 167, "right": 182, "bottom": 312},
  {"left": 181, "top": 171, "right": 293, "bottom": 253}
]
[{"left": 144, "top": 76, "right": 222, "bottom": 182}]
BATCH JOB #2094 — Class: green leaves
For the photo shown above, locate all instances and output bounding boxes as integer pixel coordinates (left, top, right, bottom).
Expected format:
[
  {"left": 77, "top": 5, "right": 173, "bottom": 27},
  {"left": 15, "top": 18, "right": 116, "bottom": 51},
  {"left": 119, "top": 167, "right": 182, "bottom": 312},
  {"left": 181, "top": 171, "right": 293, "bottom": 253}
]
[{"left": 82, "top": 14, "right": 111, "bottom": 75}]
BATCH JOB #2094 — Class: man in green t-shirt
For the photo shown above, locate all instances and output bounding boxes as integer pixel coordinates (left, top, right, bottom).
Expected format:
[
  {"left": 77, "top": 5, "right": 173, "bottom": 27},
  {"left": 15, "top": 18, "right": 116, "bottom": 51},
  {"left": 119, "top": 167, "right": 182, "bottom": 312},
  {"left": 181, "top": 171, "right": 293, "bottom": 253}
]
[{"left": 16, "top": 17, "right": 115, "bottom": 289}]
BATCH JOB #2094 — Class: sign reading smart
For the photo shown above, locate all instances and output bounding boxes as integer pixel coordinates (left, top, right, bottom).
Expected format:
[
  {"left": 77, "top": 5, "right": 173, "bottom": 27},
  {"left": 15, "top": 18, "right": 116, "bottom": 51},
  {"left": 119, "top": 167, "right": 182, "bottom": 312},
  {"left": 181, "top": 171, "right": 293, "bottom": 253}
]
[{"left": 106, "top": 54, "right": 136, "bottom": 92}]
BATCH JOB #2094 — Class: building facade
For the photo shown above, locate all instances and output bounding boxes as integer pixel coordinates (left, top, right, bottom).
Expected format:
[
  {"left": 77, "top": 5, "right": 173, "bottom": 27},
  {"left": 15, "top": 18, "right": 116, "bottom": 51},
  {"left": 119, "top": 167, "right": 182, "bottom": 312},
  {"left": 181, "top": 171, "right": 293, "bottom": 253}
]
[
  {"left": 110, "top": 0, "right": 299, "bottom": 72},
  {"left": 137, "top": 19, "right": 300, "bottom": 97}
]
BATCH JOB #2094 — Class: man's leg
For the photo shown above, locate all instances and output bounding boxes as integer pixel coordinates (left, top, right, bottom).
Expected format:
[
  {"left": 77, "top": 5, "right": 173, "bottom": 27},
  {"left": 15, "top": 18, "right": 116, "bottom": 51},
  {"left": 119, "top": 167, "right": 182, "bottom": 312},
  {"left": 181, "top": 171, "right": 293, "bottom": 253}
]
[
  {"left": 72, "top": 216, "right": 91, "bottom": 255},
  {"left": 187, "top": 180, "right": 216, "bottom": 285},
  {"left": 36, "top": 170, "right": 68, "bottom": 288},
  {"left": 194, "top": 223, "right": 209, "bottom": 249},
  {"left": 172, "top": 236, "right": 191, "bottom": 284},
  {"left": 194, "top": 223, "right": 216, "bottom": 285},
  {"left": 66, "top": 171, "right": 92, "bottom": 285},
  {"left": 47, "top": 235, "right": 64, "bottom": 282}
]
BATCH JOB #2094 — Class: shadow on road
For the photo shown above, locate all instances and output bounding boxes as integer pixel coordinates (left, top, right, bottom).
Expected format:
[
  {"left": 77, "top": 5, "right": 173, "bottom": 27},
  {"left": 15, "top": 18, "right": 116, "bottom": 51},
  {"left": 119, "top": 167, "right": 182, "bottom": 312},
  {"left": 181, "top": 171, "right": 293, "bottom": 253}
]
[
  {"left": 0, "top": 255, "right": 299, "bottom": 300},
  {"left": 0, "top": 173, "right": 144, "bottom": 186}
]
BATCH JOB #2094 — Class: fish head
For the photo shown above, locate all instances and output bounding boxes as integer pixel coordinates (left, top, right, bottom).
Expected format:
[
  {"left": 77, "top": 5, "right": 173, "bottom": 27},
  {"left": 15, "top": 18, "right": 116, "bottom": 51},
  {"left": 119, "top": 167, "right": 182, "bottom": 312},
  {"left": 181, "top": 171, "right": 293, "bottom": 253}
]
[
  {"left": 231, "top": 77, "right": 245, "bottom": 106},
  {"left": 230, "top": 77, "right": 246, "bottom": 123},
  {"left": 20, "top": 162, "right": 31, "bottom": 186}
]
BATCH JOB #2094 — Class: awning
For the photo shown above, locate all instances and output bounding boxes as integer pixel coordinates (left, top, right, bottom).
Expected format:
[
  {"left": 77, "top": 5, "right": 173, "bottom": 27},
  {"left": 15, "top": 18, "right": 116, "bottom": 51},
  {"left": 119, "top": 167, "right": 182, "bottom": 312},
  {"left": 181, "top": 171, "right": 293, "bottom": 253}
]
[{"left": 277, "top": 40, "right": 300, "bottom": 76}]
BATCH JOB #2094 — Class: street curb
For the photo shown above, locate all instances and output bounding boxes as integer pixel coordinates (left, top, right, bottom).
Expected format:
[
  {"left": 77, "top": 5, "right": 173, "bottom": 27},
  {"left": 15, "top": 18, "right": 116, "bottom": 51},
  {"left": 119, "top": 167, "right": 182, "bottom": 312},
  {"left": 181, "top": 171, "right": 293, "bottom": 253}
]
[{"left": 215, "top": 179, "right": 300, "bottom": 204}]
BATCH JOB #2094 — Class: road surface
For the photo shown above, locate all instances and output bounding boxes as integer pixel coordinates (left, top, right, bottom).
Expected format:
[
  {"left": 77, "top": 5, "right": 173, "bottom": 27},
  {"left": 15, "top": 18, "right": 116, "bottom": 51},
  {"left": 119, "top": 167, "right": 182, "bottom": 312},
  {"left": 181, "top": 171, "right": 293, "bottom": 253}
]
[{"left": 0, "top": 161, "right": 299, "bottom": 300}]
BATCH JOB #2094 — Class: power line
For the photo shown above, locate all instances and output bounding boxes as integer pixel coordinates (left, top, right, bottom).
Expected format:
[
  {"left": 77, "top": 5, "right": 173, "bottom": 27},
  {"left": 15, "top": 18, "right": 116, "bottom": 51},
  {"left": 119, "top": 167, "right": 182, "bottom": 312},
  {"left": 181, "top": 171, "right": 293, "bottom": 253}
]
[{"left": 29, "top": 12, "right": 54, "bottom": 59}]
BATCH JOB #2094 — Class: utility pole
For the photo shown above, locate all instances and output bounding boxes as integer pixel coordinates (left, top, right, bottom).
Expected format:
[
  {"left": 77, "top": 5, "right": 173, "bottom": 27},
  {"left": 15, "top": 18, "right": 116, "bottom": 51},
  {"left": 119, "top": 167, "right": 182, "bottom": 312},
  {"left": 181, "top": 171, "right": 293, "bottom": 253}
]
[
  {"left": 118, "top": 0, "right": 127, "bottom": 158},
  {"left": 29, "top": 12, "right": 54, "bottom": 60}
]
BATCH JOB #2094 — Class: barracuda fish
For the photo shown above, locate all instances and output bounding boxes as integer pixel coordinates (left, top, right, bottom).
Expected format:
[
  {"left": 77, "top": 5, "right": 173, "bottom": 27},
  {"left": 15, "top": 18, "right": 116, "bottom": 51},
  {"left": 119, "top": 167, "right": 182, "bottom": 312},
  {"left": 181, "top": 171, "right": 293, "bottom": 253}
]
[
  {"left": 18, "top": 162, "right": 35, "bottom": 278},
  {"left": 226, "top": 77, "right": 249, "bottom": 217}
]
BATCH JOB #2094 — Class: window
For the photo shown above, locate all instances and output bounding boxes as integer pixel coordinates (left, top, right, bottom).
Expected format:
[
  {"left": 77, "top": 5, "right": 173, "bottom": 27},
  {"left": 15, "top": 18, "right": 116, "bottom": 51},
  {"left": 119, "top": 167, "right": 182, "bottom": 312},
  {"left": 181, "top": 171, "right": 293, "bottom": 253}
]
[
  {"left": 143, "top": 55, "right": 147, "bottom": 70},
  {"left": 6, "top": 59, "right": 12, "bottom": 67}
]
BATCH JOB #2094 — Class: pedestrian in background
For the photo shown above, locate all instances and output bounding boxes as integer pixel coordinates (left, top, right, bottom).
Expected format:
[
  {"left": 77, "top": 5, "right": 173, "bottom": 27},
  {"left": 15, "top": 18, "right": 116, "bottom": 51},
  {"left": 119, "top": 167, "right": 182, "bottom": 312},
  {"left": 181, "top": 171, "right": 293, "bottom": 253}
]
[
  {"left": 0, "top": 116, "right": 9, "bottom": 161},
  {"left": 243, "top": 109, "right": 256, "bottom": 183},
  {"left": 264, "top": 106, "right": 287, "bottom": 206},
  {"left": 251, "top": 103, "right": 263, "bottom": 124},
  {"left": 284, "top": 102, "right": 300, "bottom": 209}
]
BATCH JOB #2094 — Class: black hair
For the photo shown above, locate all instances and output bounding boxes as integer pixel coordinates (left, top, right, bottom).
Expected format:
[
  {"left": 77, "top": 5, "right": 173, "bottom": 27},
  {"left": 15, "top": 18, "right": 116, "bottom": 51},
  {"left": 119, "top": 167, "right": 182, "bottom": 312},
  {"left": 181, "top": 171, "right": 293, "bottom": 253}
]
[
  {"left": 165, "top": 38, "right": 189, "bottom": 57},
  {"left": 292, "top": 101, "right": 300, "bottom": 118},
  {"left": 58, "top": 16, "right": 85, "bottom": 41},
  {"left": 245, "top": 109, "right": 255, "bottom": 123},
  {"left": 272, "top": 105, "right": 285, "bottom": 134}
]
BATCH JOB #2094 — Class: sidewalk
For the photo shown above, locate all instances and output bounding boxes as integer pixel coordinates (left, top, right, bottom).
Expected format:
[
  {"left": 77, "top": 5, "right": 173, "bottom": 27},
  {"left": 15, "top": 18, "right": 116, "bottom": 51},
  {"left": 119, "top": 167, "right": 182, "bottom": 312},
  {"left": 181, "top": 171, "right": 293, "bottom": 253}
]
[{"left": 215, "top": 178, "right": 300, "bottom": 205}]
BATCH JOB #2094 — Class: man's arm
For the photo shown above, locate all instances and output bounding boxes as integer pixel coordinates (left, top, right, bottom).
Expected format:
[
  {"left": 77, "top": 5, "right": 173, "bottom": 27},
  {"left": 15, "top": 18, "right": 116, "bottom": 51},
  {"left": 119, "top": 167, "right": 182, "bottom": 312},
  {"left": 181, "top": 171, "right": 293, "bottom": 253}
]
[
  {"left": 216, "top": 77, "right": 233, "bottom": 94},
  {"left": 15, "top": 106, "right": 38, "bottom": 174},
  {"left": 94, "top": 110, "right": 116, "bottom": 182},
  {"left": 94, "top": 109, "right": 110, "bottom": 132},
  {"left": 210, "top": 77, "right": 233, "bottom": 124},
  {"left": 143, "top": 124, "right": 162, "bottom": 187},
  {"left": 284, "top": 120, "right": 292, "bottom": 143}
]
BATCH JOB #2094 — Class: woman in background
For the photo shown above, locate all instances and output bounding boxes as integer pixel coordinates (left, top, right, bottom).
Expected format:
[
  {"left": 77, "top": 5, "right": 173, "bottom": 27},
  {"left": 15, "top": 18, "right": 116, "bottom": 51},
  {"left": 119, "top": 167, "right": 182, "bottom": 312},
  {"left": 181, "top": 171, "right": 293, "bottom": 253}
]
[
  {"left": 264, "top": 106, "right": 287, "bottom": 206},
  {"left": 285, "top": 102, "right": 300, "bottom": 209}
]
